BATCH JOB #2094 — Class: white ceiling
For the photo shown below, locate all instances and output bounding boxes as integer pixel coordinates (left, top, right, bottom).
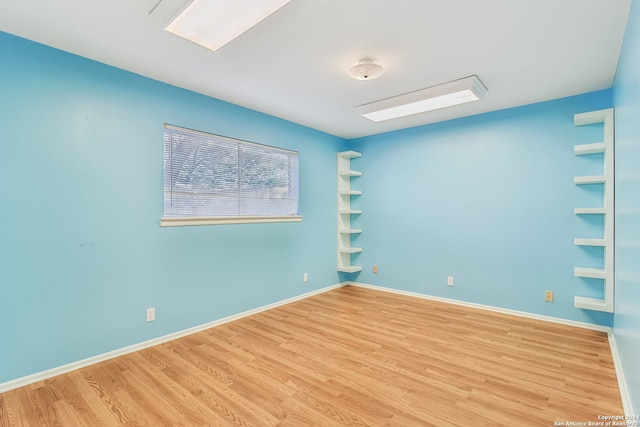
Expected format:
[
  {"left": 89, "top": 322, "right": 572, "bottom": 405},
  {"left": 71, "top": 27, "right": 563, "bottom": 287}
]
[{"left": 0, "top": 0, "right": 632, "bottom": 139}]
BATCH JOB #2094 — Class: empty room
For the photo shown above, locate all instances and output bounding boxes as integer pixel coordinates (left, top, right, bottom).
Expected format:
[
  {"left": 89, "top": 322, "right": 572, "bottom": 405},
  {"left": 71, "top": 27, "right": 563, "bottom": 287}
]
[{"left": 1, "top": 1, "right": 639, "bottom": 425}]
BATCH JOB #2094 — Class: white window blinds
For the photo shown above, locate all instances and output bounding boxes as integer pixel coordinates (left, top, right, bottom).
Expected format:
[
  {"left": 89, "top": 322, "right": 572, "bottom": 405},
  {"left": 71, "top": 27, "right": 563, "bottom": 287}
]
[{"left": 163, "top": 124, "right": 299, "bottom": 220}]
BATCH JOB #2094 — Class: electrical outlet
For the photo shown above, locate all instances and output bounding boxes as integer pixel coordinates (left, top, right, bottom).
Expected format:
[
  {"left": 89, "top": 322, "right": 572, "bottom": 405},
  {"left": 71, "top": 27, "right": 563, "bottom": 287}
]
[
  {"left": 303, "top": 273, "right": 308, "bottom": 282},
  {"left": 447, "top": 276, "right": 454, "bottom": 287},
  {"left": 146, "top": 307, "right": 156, "bottom": 322},
  {"left": 545, "top": 291, "right": 554, "bottom": 303},
  {"left": 373, "top": 264, "right": 378, "bottom": 274}
]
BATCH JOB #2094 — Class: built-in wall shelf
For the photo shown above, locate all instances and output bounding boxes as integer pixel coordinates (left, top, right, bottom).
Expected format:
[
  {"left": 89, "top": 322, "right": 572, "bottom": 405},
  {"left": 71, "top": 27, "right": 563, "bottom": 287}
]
[
  {"left": 338, "top": 266, "right": 363, "bottom": 273},
  {"left": 574, "top": 207, "right": 607, "bottom": 215},
  {"left": 339, "top": 228, "right": 362, "bottom": 234},
  {"left": 574, "top": 143, "right": 606, "bottom": 155},
  {"left": 574, "top": 176, "right": 606, "bottom": 185},
  {"left": 340, "top": 171, "right": 363, "bottom": 177},
  {"left": 340, "top": 150, "right": 362, "bottom": 159},
  {"left": 339, "top": 247, "right": 362, "bottom": 254},
  {"left": 337, "top": 151, "right": 363, "bottom": 274},
  {"left": 340, "top": 209, "right": 363, "bottom": 215},
  {"left": 574, "top": 296, "right": 609, "bottom": 311},
  {"left": 574, "top": 267, "right": 606, "bottom": 279},
  {"left": 574, "top": 238, "right": 606, "bottom": 247},
  {"left": 572, "top": 108, "right": 614, "bottom": 313}
]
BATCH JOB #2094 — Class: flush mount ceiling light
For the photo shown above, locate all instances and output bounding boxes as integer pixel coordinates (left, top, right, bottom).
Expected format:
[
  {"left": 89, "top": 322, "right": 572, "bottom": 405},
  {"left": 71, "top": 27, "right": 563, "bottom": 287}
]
[
  {"left": 165, "top": 0, "right": 292, "bottom": 51},
  {"left": 348, "top": 57, "right": 384, "bottom": 81},
  {"left": 355, "top": 75, "right": 487, "bottom": 122}
]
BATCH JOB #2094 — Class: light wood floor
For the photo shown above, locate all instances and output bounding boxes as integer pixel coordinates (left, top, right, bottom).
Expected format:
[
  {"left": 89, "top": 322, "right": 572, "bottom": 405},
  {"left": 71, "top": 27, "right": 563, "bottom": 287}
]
[{"left": 0, "top": 286, "right": 623, "bottom": 426}]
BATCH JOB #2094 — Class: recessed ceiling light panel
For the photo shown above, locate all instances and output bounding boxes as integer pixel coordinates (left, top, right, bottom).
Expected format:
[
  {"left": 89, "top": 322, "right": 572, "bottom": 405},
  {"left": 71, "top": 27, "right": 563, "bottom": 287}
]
[
  {"left": 165, "top": 0, "right": 292, "bottom": 51},
  {"left": 355, "top": 75, "right": 487, "bottom": 122}
]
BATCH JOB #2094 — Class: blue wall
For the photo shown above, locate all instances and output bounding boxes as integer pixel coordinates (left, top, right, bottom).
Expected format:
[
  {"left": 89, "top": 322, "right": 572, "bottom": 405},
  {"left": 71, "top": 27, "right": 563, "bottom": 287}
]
[
  {"left": 2, "top": 22, "right": 636, "bottom": 392},
  {"left": 613, "top": 0, "right": 640, "bottom": 415},
  {"left": 350, "top": 91, "right": 614, "bottom": 327},
  {"left": 0, "top": 32, "right": 342, "bottom": 383}
]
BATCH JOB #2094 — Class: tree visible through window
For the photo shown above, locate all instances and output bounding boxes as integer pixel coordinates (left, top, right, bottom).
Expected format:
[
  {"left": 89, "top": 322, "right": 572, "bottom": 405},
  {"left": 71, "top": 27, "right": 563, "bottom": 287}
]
[{"left": 163, "top": 124, "right": 299, "bottom": 222}]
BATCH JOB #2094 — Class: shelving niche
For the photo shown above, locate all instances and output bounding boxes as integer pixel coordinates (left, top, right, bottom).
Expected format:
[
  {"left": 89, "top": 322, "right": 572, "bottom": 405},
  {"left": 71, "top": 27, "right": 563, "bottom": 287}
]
[
  {"left": 337, "top": 151, "right": 362, "bottom": 273},
  {"left": 573, "top": 108, "right": 614, "bottom": 313}
]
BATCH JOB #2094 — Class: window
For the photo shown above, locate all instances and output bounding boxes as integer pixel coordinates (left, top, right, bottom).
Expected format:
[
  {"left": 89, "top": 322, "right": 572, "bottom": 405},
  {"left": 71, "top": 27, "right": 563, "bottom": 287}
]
[{"left": 161, "top": 124, "right": 300, "bottom": 226}]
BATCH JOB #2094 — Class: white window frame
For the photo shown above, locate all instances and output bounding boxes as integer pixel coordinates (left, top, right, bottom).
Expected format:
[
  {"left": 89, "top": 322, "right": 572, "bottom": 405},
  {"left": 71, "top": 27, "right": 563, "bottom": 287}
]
[{"left": 161, "top": 124, "right": 301, "bottom": 227}]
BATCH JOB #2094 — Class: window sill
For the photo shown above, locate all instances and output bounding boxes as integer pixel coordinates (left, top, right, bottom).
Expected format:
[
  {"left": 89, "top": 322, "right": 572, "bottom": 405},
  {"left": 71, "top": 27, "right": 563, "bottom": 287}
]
[{"left": 160, "top": 215, "right": 303, "bottom": 227}]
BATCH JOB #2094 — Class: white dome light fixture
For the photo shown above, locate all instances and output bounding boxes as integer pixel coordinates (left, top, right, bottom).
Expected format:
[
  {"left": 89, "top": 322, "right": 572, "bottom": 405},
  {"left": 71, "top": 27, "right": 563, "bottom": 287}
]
[{"left": 348, "top": 57, "right": 384, "bottom": 81}]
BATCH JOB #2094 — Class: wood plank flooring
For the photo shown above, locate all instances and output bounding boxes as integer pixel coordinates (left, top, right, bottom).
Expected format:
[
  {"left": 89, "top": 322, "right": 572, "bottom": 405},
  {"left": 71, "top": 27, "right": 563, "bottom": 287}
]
[{"left": 0, "top": 285, "right": 623, "bottom": 426}]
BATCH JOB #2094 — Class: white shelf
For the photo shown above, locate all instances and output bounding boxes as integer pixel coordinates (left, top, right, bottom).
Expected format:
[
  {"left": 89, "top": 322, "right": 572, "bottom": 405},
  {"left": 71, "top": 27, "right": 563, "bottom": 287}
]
[
  {"left": 338, "top": 266, "right": 363, "bottom": 273},
  {"left": 337, "top": 151, "right": 363, "bottom": 274},
  {"left": 340, "top": 170, "right": 362, "bottom": 177},
  {"left": 574, "top": 175, "right": 606, "bottom": 185},
  {"left": 339, "top": 150, "right": 362, "bottom": 159},
  {"left": 574, "top": 109, "right": 611, "bottom": 126},
  {"left": 574, "top": 267, "right": 606, "bottom": 279},
  {"left": 574, "top": 238, "right": 606, "bottom": 247},
  {"left": 339, "top": 228, "right": 362, "bottom": 234},
  {"left": 574, "top": 143, "right": 606, "bottom": 155},
  {"left": 572, "top": 108, "right": 614, "bottom": 313},
  {"left": 339, "top": 247, "right": 362, "bottom": 254},
  {"left": 574, "top": 207, "right": 606, "bottom": 215},
  {"left": 574, "top": 296, "right": 609, "bottom": 311}
]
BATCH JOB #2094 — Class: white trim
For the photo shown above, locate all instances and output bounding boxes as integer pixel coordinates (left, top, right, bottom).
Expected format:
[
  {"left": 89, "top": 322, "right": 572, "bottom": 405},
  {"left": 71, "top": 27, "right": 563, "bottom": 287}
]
[
  {"left": 160, "top": 215, "right": 302, "bottom": 227},
  {"left": 348, "top": 282, "right": 635, "bottom": 414},
  {"left": 2, "top": 281, "right": 622, "bottom": 397},
  {"left": 346, "top": 282, "right": 612, "bottom": 333},
  {"left": 608, "top": 332, "right": 635, "bottom": 417},
  {"left": 0, "top": 283, "right": 341, "bottom": 394}
]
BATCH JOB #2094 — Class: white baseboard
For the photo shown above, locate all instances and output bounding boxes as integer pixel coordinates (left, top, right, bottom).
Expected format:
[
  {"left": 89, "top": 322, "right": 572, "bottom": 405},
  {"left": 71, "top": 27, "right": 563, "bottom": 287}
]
[
  {"left": 346, "top": 282, "right": 612, "bottom": 333},
  {"left": 347, "top": 282, "right": 638, "bottom": 413},
  {"left": 608, "top": 332, "right": 634, "bottom": 417},
  {"left": 0, "top": 283, "right": 343, "bottom": 394},
  {"left": 3, "top": 279, "right": 628, "bottom": 412}
]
